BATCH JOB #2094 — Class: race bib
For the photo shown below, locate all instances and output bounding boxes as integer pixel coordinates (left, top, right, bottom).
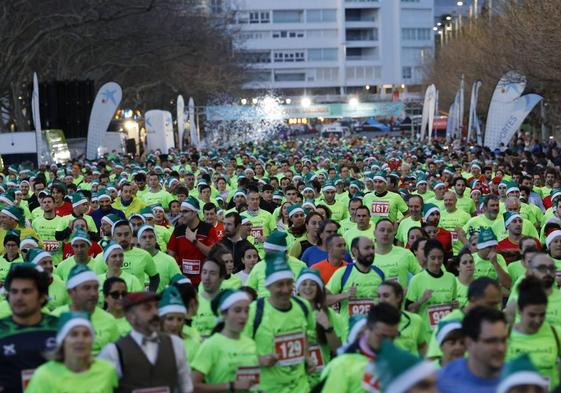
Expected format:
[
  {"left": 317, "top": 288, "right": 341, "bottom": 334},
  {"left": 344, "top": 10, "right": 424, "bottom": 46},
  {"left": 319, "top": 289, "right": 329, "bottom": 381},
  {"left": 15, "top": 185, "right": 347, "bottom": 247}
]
[
  {"left": 181, "top": 259, "right": 201, "bottom": 275},
  {"left": 348, "top": 298, "right": 374, "bottom": 316},
  {"left": 370, "top": 201, "right": 389, "bottom": 217},
  {"left": 251, "top": 227, "right": 264, "bottom": 238},
  {"left": 43, "top": 240, "right": 60, "bottom": 252},
  {"left": 307, "top": 345, "right": 325, "bottom": 372},
  {"left": 235, "top": 366, "right": 260, "bottom": 385},
  {"left": 132, "top": 388, "right": 170, "bottom": 393},
  {"left": 427, "top": 304, "right": 453, "bottom": 329},
  {"left": 450, "top": 231, "right": 458, "bottom": 242},
  {"left": 274, "top": 331, "right": 305, "bottom": 366},
  {"left": 21, "top": 369, "right": 35, "bottom": 391}
]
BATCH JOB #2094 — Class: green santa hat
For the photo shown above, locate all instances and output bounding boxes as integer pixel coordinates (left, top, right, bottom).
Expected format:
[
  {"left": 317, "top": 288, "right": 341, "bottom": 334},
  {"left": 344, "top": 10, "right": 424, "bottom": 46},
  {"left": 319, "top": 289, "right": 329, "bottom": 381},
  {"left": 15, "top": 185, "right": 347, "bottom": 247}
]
[
  {"left": 66, "top": 264, "right": 99, "bottom": 289},
  {"left": 150, "top": 204, "right": 165, "bottom": 213},
  {"left": 1, "top": 205, "right": 25, "bottom": 226},
  {"left": 20, "top": 235, "right": 39, "bottom": 249},
  {"left": 503, "top": 211, "right": 522, "bottom": 228},
  {"left": 137, "top": 224, "right": 155, "bottom": 241},
  {"left": 170, "top": 273, "right": 192, "bottom": 285},
  {"left": 287, "top": 204, "right": 305, "bottom": 218},
  {"left": 431, "top": 180, "right": 445, "bottom": 190},
  {"left": 69, "top": 192, "right": 88, "bottom": 208},
  {"left": 546, "top": 230, "right": 561, "bottom": 249},
  {"left": 103, "top": 240, "right": 123, "bottom": 263},
  {"left": 233, "top": 188, "right": 247, "bottom": 199},
  {"left": 56, "top": 311, "right": 94, "bottom": 347},
  {"left": 264, "top": 252, "right": 293, "bottom": 287},
  {"left": 3, "top": 229, "right": 21, "bottom": 246},
  {"left": 210, "top": 288, "right": 251, "bottom": 316},
  {"left": 497, "top": 354, "right": 548, "bottom": 393},
  {"left": 295, "top": 268, "right": 323, "bottom": 292},
  {"left": 263, "top": 230, "right": 288, "bottom": 252},
  {"left": 504, "top": 181, "right": 520, "bottom": 195},
  {"left": 322, "top": 180, "right": 336, "bottom": 192},
  {"left": 101, "top": 213, "right": 122, "bottom": 227},
  {"left": 96, "top": 188, "right": 111, "bottom": 201},
  {"left": 374, "top": 340, "right": 437, "bottom": 393},
  {"left": 477, "top": 227, "right": 498, "bottom": 250},
  {"left": 181, "top": 196, "right": 200, "bottom": 212},
  {"left": 550, "top": 188, "right": 561, "bottom": 202},
  {"left": 435, "top": 319, "right": 463, "bottom": 346},
  {"left": 70, "top": 229, "right": 91, "bottom": 246},
  {"left": 303, "top": 183, "right": 315, "bottom": 194},
  {"left": 24, "top": 247, "right": 51, "bottom": 265},
  {"left": 159, "top": 286, "right": 187, "bottom": 316},
  {"left": 422, "top": 203, "right": 439, "bottom": 222},
  {"left": 372, "top": 171, "right": 387, "bottom": 183},
  {"left": 0, "top": 191, "right": 16, "bottom": 206},
  {"left": 272, "top": 190, "right": 284, "bottom": 201}
]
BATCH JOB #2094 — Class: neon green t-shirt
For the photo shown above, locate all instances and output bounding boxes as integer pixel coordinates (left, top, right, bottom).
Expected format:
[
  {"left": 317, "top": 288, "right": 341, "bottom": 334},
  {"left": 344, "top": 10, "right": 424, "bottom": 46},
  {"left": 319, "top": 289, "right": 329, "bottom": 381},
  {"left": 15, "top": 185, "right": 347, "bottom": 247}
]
[
  {"left": 0, "top": 254, "right": 23, "bottom": 282},
  {"left": 406, "top": 270, "right": 457, "bottom": 338},
  {"left": 151, "top": 250, "right": 182, "bottom": 293},
  {"left": 47, "top": 275, "right": 69, "bottom": 310},
  {"left": 183, "top": 324, "right": 201, "bottom": 363},
  {"left": 440, "top": 208, "right": 471, "bottom": 254},
  {"left": 363, "top": 191, "right": 407, "bottom": 225},
  {"left": 246, "top": 256, "right": 306, "bottom": 298},
  {"left": 56, "top": 214, "right": 97, "bottom": 237},
  {"left": 26, "top": 359, "right": 118, "bottom": 393},
  {"left": 507, "top": 260, "right": 526, "bottom": 284},
  {"left": 508, "top": 276, "right": 561, "bottom": 328},
  {"left": 506, "top": 323, "right": 561, "bottom": 388},
  {"left": 55, "top": 256, "right": 97, "bottom": 282},
  {"left": 472, "top": 253, "right": 509, "bottom": 281},
  {"left": 455, "top": 194, "right": 476, "bottom": 215},
  {"left": 191, "top": 333, "right": 259, "bottom": 386},
  {"left": 395, "top": 310, "right": 427, "bottom": 356},
  {"left": 319, "top": 198, "right": 348, "bottom": 223},
  {"left": 343, "top": 225, "right": 375, "bottom": 249},
  {"left": 94, "top": 247, "right": 158, "bottom": 285},
  {"left": 455, "top": 277, "right": 469, "bottom": 309},
  {"left": 320, "top": 352, "right": 369, "bottom": 393},
  {"left": 374, "top": 246, "right": 421, "bottom": 288},
  {"left": 139, "top": 188, "right": 174, "bottom": 208},
  {"left": 463, "top": 215, "right": 504, "bottom": 240},
  {"left": 243, "top": 297, "right": 315, "bottom": 393},
  {"left": 326, "top": 264, "right": 385, "bottom": 321},
  {"left": 51, "top": 305, "right": 119, "bottom": 355},
  {"left": 395, "top": 216, "right": 421, "bottom": 245},
  {"left": 221, "top": 274, "right": 242, "bottom": 290},
  {"left": 193, "top": 292, "right": 218, "bottom": 339},
  {"left": 32, "top": 215, "right": 65, "bottom": 264}
]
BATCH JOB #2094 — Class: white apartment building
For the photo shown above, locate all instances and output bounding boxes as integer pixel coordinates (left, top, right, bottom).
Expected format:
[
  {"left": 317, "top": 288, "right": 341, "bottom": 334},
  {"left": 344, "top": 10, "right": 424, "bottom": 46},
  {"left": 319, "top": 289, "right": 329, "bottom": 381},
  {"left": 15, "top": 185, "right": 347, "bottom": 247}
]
[{"left": 231, "top": 0, "right": 434, "bottom": 98}]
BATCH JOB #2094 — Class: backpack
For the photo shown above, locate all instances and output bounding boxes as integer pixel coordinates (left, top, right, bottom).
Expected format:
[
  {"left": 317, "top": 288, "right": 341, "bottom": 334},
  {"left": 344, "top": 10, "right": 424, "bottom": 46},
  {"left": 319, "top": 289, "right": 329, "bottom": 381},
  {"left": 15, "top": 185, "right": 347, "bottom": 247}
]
[
  {"left": 252, "top": 296, "right": 309, "bottom": 339},
  {"left": 341, "top": 263, "right": 385, "bottom": 289}
]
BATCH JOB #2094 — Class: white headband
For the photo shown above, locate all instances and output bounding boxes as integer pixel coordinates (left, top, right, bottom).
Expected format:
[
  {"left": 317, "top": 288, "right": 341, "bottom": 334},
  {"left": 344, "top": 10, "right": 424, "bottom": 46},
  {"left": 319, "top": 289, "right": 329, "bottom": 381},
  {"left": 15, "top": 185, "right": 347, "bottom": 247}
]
[
  {"left": 66, "top": 270, "right": 99, "bottom": 289},
  {"left": 56, "top": 318, "right": 94, "bottom": 347},
  {"left": 546, "top": 230, "right": 561, "bottom": 249},
  {"left": 220, "top": 291, "right": 250, "bottom": 312}
]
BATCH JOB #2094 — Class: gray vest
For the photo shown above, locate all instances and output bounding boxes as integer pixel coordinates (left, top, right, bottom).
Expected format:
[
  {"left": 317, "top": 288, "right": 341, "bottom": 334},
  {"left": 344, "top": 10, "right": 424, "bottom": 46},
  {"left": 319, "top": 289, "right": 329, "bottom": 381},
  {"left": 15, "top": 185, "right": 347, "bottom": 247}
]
[{"left": 115, "top": 333, "right": 178, "bottom": 393}]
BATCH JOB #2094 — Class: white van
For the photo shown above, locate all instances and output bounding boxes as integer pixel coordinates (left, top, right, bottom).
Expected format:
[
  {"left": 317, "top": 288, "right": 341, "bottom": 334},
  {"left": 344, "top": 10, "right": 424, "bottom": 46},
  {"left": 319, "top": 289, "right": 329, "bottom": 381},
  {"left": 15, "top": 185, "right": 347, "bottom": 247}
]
[{"left": 320, "top": 123, "right": 351, "bottom": 138}]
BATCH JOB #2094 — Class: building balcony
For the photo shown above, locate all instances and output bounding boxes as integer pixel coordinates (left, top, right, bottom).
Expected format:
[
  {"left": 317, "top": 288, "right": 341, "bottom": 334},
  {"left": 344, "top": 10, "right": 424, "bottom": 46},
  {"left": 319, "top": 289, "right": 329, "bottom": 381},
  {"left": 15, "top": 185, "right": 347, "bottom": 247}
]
[{"left": 345, "top": 0, "right": 380, "bottom": 9}]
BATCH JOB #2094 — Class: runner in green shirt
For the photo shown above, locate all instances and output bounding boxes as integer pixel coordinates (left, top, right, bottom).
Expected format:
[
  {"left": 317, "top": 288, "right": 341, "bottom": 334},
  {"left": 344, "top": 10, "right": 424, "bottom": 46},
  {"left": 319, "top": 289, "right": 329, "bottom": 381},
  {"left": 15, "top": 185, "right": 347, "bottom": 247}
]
[
  {"left": 433, "top": 319, "right": 466, "bottom": 368},
  {"left": 52, "top": 265, "right": 119, "bottom": 355},
  {"left": 440, "top": 192, "right": 471, "bottom": 255},
  {"left": 0, "top": 230, "right": 23, "bottom": 282},
  {"left": 94, "top": 220, "right": 160, "bottom": 292},
  {"left": 192, "top": 289, "right": 259, "bottom": 392},
  {"left": 101, "top": 277, "right": 132, "bottom": 336},
  {"left": 406, "top": 239, "right": 458, "bottom": 340},
  {"left": 243, "top": 252, "right": 315, "bottom": 393},
  {"left": 193, "top": 258, "right": 225, "bottom": 338},
  {"left": 31, "top": 194, "right": 64, "bottom": 264},
  {"left": 472, "top": 228, "right": 512, "bottom": 290},
  {"left": 55, "top": 230, "right": 97, "bottom": 282},
  {"left": 506, "top": 277, "right": 561, "bottom": 389},
  {"left": 451, "top": 248, "right": 475, "bottom": 308},
  {"left": 318, "top": 181, "right": 348, "bottom": 223},
  {"left": 327, "top": 236, "right": 384, "bottom": 321},
  {"left": 24, "top": 248, "right": 69, "bottom": 310},
  {"left": 505, "top": 253, "right": 561, "bottom": 329},
  {"left": 137, "top": 225, "right": 181, "bottom": 292},
  {"left": 395, "top": 195, "right": 423, "bottom": 246},
  {"left": 463, "top": 194, "right": 504, "bottom": 239},
  {"left": 319, "top": 303, "right": 401, "bottom": 393},
  {"left": 374, "top": 219, "right": 421, "bottom": 287},
  {"left": 452, "top": 177, "right": 476, "bottom": 215},
  {"left": 363, "top": 172, "right": 408, "bottom": 225},
  {"left": 343, "top": 206, "right": 375, "bottom": 247},
  {"left": 26, "top": 312, "right": 118, "bottom": 393},
  {"left": 377, "top": 280, "right": 427, "bottom": 356}
]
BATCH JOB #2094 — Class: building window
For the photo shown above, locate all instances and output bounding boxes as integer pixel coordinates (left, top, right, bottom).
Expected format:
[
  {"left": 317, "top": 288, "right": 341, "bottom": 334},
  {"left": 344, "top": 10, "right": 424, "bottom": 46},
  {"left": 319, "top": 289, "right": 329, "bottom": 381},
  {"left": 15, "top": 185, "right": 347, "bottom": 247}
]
[
  {"left": 274, "top": 72, "right": 306, "bottom": 82},
  {"left": 306, "top": 9, "right": 337, "bottom": 23},
  {"left": 273, "top": 51, "right": 306, "bottom": 63},
  {"left": 210, "top": 0, "right": 223, "bottom": 14},
  {"left": 401, "top": 28, "right": 431, "bottom": 41},
  {"left": 402, "top": 66, "right": 412, "bottom": 79},
  {"left": 272, "top": 10, "right": 304, "bottom": 23},
  {"left": 245, "top": 51, "right": 271, "bottom": 64},
  {"left": 249, "top": 11, "right": 270, "bottom": 24},
  {"left": 346, "top": 28, "right": 377, "bottom": 41},
  {"left": 248, "top": 71, "right": 271, "bottom": 82},
  {"left": 307, "top": 29, "right": 338, "bottom": 39},
  {"left": 272, "top": 30, "right": 305, "bottom": 39},
  {"left": 308, "top": 48, "right": 338, "bottom": 61}
]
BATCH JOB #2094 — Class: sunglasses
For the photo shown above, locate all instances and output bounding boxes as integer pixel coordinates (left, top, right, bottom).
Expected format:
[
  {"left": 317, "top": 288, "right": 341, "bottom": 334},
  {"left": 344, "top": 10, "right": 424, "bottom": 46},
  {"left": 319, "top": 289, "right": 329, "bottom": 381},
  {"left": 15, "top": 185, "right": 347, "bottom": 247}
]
[{"left": 109, "top": 291, "right": 128, "bottom": 299}]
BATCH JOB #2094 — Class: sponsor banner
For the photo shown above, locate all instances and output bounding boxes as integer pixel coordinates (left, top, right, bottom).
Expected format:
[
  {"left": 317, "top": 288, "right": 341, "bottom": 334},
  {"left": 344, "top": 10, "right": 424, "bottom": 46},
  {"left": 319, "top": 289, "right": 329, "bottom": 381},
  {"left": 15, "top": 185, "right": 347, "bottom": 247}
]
[{"left": 87, "top": 82, "right": 122, "bottom": 159}]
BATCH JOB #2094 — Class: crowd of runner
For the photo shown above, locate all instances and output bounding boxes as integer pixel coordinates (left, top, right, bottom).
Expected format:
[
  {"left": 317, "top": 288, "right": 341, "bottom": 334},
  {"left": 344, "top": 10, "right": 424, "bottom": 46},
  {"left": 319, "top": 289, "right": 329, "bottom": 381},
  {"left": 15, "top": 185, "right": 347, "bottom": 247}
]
[{"left": 1, "top": 134, "right": 561, "bottom": 392}]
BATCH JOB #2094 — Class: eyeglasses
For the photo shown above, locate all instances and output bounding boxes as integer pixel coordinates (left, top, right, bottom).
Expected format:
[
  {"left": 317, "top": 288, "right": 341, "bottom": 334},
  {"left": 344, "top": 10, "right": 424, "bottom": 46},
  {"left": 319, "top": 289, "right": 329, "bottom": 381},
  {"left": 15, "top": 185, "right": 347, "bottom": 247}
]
[{"left": 109, "top": 291, "right": 128, "bottom": 299}]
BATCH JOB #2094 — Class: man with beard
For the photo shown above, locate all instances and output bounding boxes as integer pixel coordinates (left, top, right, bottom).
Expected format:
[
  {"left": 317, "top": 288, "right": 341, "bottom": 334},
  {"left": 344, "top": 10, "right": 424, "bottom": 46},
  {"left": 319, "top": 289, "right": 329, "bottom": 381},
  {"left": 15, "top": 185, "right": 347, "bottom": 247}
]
[
  {"left": 326, "top": 236, "right": 385, "bottom": 321},
  {"left": 89, "top": 188, "right": 126, "bottom": 231},
  {"left": 464, "top": 195, "right": 504, "bottom": 240},
  {"left": 505, "top": 253, "right": 561, "bottom": 327},
  {"left": 52, "top": 264, "right": 119, "bottom": 355},
  {"left": 219, "top": 212, "right": 253, "bottom": 272},
  {"left": 99, "top": 291, "right": 193, "bottom": 393}
]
